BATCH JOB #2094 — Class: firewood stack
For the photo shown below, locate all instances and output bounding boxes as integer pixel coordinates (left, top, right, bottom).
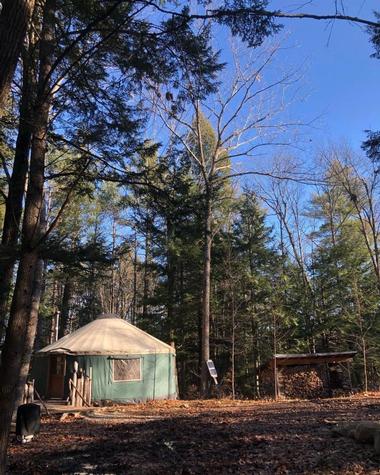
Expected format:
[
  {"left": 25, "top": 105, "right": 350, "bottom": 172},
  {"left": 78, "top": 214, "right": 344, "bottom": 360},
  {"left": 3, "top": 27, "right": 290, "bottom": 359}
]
[{"left": 278, "top": 365, "right": 326, "bottom": 399}]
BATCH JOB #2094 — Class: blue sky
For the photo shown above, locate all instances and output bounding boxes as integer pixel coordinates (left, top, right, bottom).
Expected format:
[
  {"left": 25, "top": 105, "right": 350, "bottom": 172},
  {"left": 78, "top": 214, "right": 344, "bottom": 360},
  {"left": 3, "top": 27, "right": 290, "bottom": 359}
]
[
  {"left": 272, "top": 1, "right": 380, "bottom": 152},
  {"left": 150, "top": 2, "right": 380, "bottom": 169}
]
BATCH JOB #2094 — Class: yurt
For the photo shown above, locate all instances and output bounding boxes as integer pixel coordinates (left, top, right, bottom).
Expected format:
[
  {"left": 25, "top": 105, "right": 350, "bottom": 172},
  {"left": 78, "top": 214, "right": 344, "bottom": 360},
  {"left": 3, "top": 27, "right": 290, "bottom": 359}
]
[{"left": 32, "top": 314, "right": 177, "bottom": 403}]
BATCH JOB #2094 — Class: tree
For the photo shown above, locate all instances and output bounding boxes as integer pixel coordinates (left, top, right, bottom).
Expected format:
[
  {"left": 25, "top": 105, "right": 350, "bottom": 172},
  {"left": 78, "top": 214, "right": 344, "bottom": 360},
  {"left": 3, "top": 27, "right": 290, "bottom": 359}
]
[
  {"left": 0, "top": 16, "right": 37, "bottom": 340},
  {"left": 363, "top": 10, "right": 380, "bottom": 162},
  {"left": 326, "top": 151, "right": 380, "bottom": 293},
  {"left": 152, "top": 38, "right": 299, "bottom": 395},
  {"left": 211, "top": 190, "right": 283, "bottom": 397},
  {"left": 0, "top": 1, "right": 56, "bottom": 467},
  {"left": 308, "top": 155, "right": 380, "bottom": 389},
  {"left": 0, "top": 0, "right": 35, "bottom": 108},
  {"left": 0, "top": 2, "right": 224, "bottom": 469}
]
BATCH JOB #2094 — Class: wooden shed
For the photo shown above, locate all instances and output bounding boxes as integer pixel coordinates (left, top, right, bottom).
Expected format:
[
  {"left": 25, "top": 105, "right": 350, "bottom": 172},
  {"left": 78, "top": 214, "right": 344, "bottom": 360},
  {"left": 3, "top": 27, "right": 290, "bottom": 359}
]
[{"left": 259, "top": 351, "right": 357, "bottom": 399}]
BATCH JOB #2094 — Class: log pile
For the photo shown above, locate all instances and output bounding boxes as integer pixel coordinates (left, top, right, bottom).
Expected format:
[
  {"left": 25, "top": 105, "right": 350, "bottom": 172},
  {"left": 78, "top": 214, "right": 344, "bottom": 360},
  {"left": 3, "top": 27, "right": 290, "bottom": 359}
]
[
  {"left": 278, "top": 365, "right": 326, "bottom": 399},
  {"left": 259, "top": 357, "right": 354, "bottom": 399}
]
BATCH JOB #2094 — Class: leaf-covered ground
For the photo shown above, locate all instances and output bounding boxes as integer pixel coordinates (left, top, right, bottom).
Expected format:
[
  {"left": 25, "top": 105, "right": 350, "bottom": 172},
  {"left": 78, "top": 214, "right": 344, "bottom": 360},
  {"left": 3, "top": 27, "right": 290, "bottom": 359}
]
[{"left": 7, "top": 394, "right": 380, "bottom": 474}]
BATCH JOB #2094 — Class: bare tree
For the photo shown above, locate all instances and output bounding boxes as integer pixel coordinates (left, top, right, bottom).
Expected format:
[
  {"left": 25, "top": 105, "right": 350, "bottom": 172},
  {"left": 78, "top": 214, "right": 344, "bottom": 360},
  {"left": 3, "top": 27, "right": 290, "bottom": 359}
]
[
  {"left": 151, "top": 3, "right": 380, "bottom": 29},
  {"left": 259, "top": 175, "right": 318, "bottom": 352},
  {"left": 149, "top": 39, "right": 302, "bottom": 395},
  {"left": 322, "top": 146, "right": 380, "bottom": 292}
]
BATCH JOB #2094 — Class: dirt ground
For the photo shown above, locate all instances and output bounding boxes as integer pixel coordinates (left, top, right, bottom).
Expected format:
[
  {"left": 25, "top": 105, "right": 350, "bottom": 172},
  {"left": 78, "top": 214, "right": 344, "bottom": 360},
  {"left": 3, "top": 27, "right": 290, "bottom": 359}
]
[{"left": 7, "top": 394, "right": 380, "bottom": 474}]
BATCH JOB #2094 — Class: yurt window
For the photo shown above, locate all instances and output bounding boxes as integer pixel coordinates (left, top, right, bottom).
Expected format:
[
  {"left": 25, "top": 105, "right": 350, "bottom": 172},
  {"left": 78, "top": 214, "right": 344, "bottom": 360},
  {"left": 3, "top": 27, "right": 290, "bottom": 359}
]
[{"left": 113, "top": 358, "right": 142, "bottom": 382}]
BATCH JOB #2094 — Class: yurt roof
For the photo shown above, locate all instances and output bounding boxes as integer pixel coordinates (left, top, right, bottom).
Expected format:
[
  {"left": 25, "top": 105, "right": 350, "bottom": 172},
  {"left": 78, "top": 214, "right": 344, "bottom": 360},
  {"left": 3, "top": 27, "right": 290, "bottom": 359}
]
[{"left": 37, "top": 314, "right": 175, "bottom": 356}]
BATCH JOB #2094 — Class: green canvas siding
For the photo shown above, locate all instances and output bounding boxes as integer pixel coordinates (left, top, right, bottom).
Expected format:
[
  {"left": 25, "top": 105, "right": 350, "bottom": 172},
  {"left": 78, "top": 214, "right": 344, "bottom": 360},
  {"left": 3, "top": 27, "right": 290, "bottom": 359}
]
[
  {"left": 33, "top": 352, "right": 177, "bottom": 402},
  {"left": 32, "top": 315, "right": 177, "bottom": 402}
]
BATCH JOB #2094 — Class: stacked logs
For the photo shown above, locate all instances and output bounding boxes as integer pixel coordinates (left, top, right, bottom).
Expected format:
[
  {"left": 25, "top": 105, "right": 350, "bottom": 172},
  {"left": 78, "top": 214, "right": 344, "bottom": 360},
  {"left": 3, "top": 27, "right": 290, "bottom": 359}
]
[{"left": 278, "top": 365, "right": 326, "bottom": 399}]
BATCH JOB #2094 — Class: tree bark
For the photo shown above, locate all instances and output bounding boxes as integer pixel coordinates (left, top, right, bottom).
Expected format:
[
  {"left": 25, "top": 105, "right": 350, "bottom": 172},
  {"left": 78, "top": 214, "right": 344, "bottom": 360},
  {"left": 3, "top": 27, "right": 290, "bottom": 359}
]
[
  {"left": 200, "top": 193, "right": 212, "bottom": 397},
  {"left": 132, "top": 234, "right": 138, "bottom": 324},
  {"left": 13, "top": 191, "right": 47, "bottom": 412},
  {"left": 0, "top": 0, "right": 35, "bottom": 108},
  {"left": 0, "top": 43, "right": 35, "bottom": 341},
  {"left": 142, "top": 219, "right": 151, "bottom": 321},
  {"left": 0, "top": 252, "right": 40, "bottom": 471},
  {"left": 13, "top": 256, "right": 44, "bottom": 413},
  {"left": 166, "top": 217, "right": 175, "bottom": 337},
  {"left": 0, "top": 0, "right": 55, "bottom": 471},
  {"left": 33, "top": 261, "right": 49, "bottom": 350},
  {"left": 59, "top": 278, "right": 73, "bottom": 338}
]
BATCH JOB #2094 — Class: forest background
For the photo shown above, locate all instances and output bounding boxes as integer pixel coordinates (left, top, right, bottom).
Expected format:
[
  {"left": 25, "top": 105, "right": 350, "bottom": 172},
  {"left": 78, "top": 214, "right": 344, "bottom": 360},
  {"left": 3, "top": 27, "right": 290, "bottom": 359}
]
[{"left": 0, "top": 0, "right": 380, "bottom": 409}]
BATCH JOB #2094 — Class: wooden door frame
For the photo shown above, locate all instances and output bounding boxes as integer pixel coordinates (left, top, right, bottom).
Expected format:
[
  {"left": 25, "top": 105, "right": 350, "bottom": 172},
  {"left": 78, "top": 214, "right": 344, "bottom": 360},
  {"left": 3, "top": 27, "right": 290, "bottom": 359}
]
[{"left": 47, "top": 354, "right": 66, "bottom": 398}]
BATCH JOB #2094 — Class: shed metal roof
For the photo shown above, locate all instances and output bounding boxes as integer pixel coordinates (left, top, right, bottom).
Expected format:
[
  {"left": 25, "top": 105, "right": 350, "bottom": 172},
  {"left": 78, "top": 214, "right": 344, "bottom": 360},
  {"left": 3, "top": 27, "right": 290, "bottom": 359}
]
[{"left": 262, "top": 351, "right": 357, "bottom": 369}]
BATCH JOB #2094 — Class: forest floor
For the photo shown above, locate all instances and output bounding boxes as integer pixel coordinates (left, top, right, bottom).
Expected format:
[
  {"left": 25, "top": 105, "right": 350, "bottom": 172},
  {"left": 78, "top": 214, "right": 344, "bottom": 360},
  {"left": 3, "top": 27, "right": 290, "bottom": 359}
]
[{"left": 7, "top": 394, "right": 380, "bottom": 474}]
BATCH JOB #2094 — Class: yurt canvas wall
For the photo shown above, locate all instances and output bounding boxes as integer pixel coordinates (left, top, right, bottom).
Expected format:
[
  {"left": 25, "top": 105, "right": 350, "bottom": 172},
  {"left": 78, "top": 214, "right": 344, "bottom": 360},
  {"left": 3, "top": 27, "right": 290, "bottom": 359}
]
[{"left": 32, "top": 315, "right": 177, "bottom": 403}]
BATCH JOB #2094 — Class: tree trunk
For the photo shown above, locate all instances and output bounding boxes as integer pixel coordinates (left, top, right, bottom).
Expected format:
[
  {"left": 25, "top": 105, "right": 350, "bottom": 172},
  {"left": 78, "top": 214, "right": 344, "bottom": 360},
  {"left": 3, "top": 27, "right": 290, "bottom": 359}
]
[
  {"left": 251, "top": 316, "right": 258, "bottom": 397},
  {"left": 200, "top": 194, "right": 212, "bottom": 397},
  {"left": 166, "top": 218, "right": 175, "bottom": 337},
  {"left": 0, "top": 0, "right": 35, "bottom": 108},
  {"left": 132, "top": 233, "right": 138, "bottom": 324},
  {"left": 362, "top": 336, "right": 368, "bottom": 393},
  {"left": 13, "top": 192, "right": 47, "bottom": 412},
  {"left": 33, "top": 261, "right": 49, "bottom": 350},
  {"left": 0, "top": 0, "right": 55, "bottom": 470},
  {"left": 13, "top": 256, "right": 44, "bottom": 413},
  {"left": 142, "top": 219, "right": 151, "bottom": 321},
  {"left": 59, "top": 278, "right": 73, "bottom": 338},
  {"left": 231, "top": 298, "right": 235, "bottom": 400},
  {"left": 0, "top": 252, "right": 39, "bottom": 471},
  {"left": 110, "top": 217, "right": 116, "bottom": 314},
  {"left": 0, "top": 44, "right": 35, "bottom": 341},
  {"left": 273, "top": 309, "right": 278, "bottom": 400}
]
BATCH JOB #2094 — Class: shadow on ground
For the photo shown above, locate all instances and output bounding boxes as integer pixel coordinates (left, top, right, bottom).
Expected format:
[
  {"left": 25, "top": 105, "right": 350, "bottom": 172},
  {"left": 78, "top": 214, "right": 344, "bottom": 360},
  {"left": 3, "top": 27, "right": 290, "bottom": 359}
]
[{"left": 7, "top": 396, "right": 380, "bottom": 474}]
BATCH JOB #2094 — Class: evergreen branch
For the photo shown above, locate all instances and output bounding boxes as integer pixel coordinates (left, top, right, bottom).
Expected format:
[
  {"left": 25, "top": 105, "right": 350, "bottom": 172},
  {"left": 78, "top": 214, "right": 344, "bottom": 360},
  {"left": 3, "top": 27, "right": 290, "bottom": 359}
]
[
  {"left": 42, "top": 0, "right": 126, "bottom": 93},
  {"left": 35, "top": 156, "right": 93, "bottom": 248},
  {"left": 147, "top": 2, "right": 380, "bottom": 29}
]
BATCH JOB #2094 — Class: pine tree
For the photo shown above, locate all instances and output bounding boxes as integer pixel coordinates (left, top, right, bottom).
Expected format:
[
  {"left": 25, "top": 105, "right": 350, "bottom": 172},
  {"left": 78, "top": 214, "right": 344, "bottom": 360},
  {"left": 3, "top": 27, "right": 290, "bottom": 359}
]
[{"left": 308, "top": 160, "right": 380, "bottom": 387}]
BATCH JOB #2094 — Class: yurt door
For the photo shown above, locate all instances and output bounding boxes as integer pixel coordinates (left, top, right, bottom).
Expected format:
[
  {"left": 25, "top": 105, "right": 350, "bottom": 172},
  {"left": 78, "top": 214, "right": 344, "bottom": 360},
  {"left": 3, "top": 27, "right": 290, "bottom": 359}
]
[{"left": 47, "top": 355, "right": 66, "bottom": 398}]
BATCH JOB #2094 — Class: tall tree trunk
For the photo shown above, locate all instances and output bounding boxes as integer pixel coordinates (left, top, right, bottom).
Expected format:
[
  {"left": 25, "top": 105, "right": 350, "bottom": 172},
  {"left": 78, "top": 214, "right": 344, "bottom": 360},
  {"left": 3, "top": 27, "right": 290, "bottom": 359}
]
[
  {"left": 0, "top": 0, "right": 35, "bottom": 108},
  {"left": 231, "top": 290, "right": 236, "bottom": 400},
  {"left": 166, "top": 218, "right": 175, "bottom": 338},
  {"left": 142, "top": 219, "right": 151, "bottom": 321},
  {"left": 59, "top": 278, "right": 73, "bottom": 338},
  {"left": 0, "top": 0, "right": 55, "bottom": 471},
  {"left": 13, "top": 193, "right": 47, "bottom": 412},
  {"left": 110, "top": 217, "right": 116, "bottom": 314},
  {"left": 200, "top": 193, "right": 212, "bottom": 397},
  {"left": 251, "top": 318, "right": 258, "bottom": 397},
  {"left": 273, "top": 307, "right": 278, "bottom": 400},
  {"left": 0, "top": 44, "right": 35, "bottom": 341},
  {"left": 362, "top": 336, "right": 368, "bottom": 393},
  {"left": 34, "top": 261, "right": 49, "bottom": 350},
  {"left": 132, "top": 233, "right": 138, "bottom": 324},
  {"left": 13, "top": 256, "right": 44, "bottom": 413}
]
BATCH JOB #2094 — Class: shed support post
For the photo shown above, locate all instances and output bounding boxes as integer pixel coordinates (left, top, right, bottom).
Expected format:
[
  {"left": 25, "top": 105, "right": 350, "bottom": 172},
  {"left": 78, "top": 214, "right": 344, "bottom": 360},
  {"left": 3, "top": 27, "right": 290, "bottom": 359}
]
[
  {"left": 347, "top": 362, "right": 353, "bottom": 391},
  {"left": 325, "top": 363, "right": 332, "bottom": 397},
  {"left": 273, "top": 358, "right": 279, "bottom": 400}
]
